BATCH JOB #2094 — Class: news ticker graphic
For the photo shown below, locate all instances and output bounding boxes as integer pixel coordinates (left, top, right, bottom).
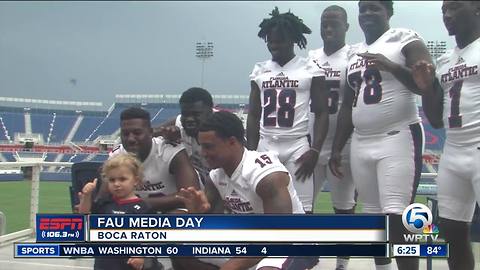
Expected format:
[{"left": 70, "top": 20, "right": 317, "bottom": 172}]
[
  {"left": 36, "top": 214, "right": 85, "bottom": 242},
  {"left": 87, "top": 215, "right": 387, "bottom": 242},
  {"left": 15, "top": 243, "right": 388, "bottom": 257},
  {"left": 392, "top": 244, "right": 448, "bottom": 257}
]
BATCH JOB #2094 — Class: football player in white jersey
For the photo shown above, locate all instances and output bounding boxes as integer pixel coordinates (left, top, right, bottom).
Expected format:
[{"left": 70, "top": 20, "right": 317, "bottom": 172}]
[
  {"left": 412, "top": 2, "right": 480, "bottom": 269},
  {"left": 329, "top": 1, "right": 432, "bottom": 270},
  {"left": 247, "top": 7, "right": 330, "bottom": 213},
  {"left": 176, "top": 111, "right": 305, "bottom": 270},
  {"left": 307, "top": 5, "right": 355, "bottom": 270},
  {"left": 154, "top": 89, "right": 230, "bottom": 270},
  {"left": 110, "top": 107, "right": 200, "bottom": 213},
  {"left": 154, "top": 88, "right": 214, "bottom": 188}
]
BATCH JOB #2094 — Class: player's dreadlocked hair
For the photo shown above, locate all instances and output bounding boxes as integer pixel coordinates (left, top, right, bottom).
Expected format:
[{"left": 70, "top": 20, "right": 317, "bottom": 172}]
[{"left": 257, "top": 7, "right": 312, "bottom": 49}]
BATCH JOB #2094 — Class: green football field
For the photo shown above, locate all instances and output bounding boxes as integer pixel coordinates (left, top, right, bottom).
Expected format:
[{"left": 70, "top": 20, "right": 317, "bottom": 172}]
[{"left": 0, "top": 181, "right": 428, "bottom": 234}]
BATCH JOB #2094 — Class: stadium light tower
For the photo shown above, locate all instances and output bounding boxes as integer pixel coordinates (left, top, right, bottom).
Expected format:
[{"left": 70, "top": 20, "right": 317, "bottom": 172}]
[
  {"left": 426, "top": 40, "right": 447, "bottom": 64},
  {"left": 195, "top": 41, "right": 214, "bottom": 87}
]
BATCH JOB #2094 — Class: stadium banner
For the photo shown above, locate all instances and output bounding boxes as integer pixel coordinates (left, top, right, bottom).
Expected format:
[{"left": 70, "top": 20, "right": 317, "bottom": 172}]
[
  {"left": 15, "top": 243, "right": 388, "bottom": 257},
  {"left": 87, "top": 215, "right": 387, "bottom": 242}
]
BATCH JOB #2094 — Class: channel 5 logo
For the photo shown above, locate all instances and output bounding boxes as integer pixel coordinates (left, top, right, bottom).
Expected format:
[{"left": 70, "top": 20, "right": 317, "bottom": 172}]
[
  {"left": 402, "top": 203, "right": 439, "bottom": 242},
  {"left": 36, "top": 214, "right": 85, "bottom": 242}
]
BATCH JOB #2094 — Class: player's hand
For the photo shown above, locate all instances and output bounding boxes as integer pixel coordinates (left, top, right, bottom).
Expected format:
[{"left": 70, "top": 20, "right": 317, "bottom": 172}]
[
  {"left": 127, "top": 257, "right": 145, "bottom": 270},
  {"left": 412, "top": 60, "right": 436, "bottom": 92},
  {"left": 357, "top": 52, "right": 396, "bottom": 72},
  {"left": 328, "top": 152, "right": 344, "bottom": 178},
  {"left": 78, "top": 178, "right": 98, "bottom": 201},
  {"left": 294, "top": 149, "right": 319, "bottom": 182},
  {"left": 153, "top": 126, "right": 181, "bottom": 146},
  {"left": 176, "top": 187, "right": 211, "bottom": 213}
]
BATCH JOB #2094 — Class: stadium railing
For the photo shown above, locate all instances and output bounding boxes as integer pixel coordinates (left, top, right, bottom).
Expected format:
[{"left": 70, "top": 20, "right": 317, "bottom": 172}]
[
  {"left": 0, "top": 211, "right": 5, "bottom": 236},
  {"left": 0, "top": 161, "right": 72, "bottom": 245}
]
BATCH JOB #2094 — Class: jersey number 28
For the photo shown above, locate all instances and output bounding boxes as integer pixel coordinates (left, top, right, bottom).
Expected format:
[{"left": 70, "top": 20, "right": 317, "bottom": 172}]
[{"left": 263, "top": 89, "right": 296, "bottom": 127}]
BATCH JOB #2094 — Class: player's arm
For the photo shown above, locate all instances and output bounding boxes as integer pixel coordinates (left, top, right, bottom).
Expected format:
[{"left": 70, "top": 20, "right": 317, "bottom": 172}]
[
  {"left": 357, "top": 40, "right": 432, "bottom": 95},
  {"left": 256, "top": 171, "right": 293, "bottom": 213},
  {"left": 171, "top": 149, "right": 201, "bottom": 190},
  {"left": 295, "top": 76, "right": 329, "bottom": 181},
  {"left": 412, "top": 60, "right": 444, "bottom": 128},
  {"left": 246, "top": 81, "right": 261, "bottom": 150},
  {"left": 152, "top": 117, "right": 181, "bottom": 144},
  {"left": 329, "top": 84, "right": 355, "bottom": 178},
  {"left": 217, "top": 171, "right": 297, "bottom": 270},
  {"left": 144, "top": 150, "right": 200, "bottom": 212},
  {"left": 152, "top": 117, "right": 177, "bottom": 136}
]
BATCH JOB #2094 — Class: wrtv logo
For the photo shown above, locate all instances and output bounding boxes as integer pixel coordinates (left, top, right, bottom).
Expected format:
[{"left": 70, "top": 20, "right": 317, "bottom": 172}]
[{"left": 402, "top": 203, "right": 439, "bottom": 242}]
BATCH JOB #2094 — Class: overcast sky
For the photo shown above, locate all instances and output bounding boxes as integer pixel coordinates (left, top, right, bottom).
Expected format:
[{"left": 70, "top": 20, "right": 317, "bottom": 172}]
[{"left": 0, "top": 1, "right": 452, "bottom": 105}]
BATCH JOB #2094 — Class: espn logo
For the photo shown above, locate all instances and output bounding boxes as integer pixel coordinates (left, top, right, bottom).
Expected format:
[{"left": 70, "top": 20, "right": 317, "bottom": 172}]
[
  {"left": 36, "top": 214, "right": 85, "bottom": 242},
  {"left": 39, "top": 218, "right": 83, "bottom": 230}
]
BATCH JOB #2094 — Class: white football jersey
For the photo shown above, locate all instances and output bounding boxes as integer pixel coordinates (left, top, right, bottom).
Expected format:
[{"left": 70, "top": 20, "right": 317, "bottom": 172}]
[
  {"left": 209, "top": 149, "right": 304, "bottom": 214},
  {"left": 110, "top": 137, "right": 185, "bottom": 198},
  {"left": 346, "top": 28, "right": 421, "bottom": 135},
  {"left": 307, "top": 45, "right": 350, "bottom": 159},
  {"left": 436, "top": 37, "right": 480, "bottom": 146},
  {"left": 250, "top": 56, "right": 325, "bottom": 139},
  {"left": 175, "top": 115, "right": 210, "bottom": 181}
]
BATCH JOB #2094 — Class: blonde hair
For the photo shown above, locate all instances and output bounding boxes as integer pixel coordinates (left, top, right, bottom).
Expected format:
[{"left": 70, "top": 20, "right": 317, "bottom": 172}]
[{"left": 101, "top": 153, "right": 144, "bottom": 185}]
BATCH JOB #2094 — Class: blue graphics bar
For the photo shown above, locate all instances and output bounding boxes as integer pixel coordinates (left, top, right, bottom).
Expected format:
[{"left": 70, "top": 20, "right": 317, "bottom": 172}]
[
  {"left": 392, "top": 244, "right": 448, "bottom": 257},
  {"left": 87, "top": 214, "right": 387, "bottom": 243},
  {"left": 16, "top": 243, "right": 388, "bottom": 257},
  {"left": 89, "top": 215, "right": 386, "bottom": 229}
]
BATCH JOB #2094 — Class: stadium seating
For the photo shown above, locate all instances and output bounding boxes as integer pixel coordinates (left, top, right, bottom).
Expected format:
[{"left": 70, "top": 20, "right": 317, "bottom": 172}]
[
  {"left": 71, "top": 115, "right": 104, "bottom": 142},
  {"left": 0, "top": 102, "right": 446, "bottom": 185},
  {"left": 0, "top": 109, "right": 25, "bottom": 141}
]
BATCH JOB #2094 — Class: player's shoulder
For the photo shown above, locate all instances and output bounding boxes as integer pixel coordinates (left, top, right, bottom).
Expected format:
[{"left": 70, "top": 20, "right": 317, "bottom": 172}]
[
  {"left": 307, "top": 48, "right": 324, "bottom": 60},
  {"left": 174, "top": 114, "right": 182, "bottom": 128},
  {"left": 152, "top": 137, "right": 185, "bottom": 159},
  {"left": 241, "top": 150, "right": 285, "bottom": 177},
  {"left": 250, "top": 60, "right": 272, "bottom": 78},
  {"left": 338, "top": 44, "right": 351, "bottom": 56},
  {"left": 347, "top": 43, "right": 363, "bottom": 60},
  {"left": 296, "top": 55, "right": 325, "bottom": 77},
  {"left": 109, "top": 144, "right": 125, "bottom": 157},
  {"left": 384, "top": 28, "right": 423, "bottom": 44}
]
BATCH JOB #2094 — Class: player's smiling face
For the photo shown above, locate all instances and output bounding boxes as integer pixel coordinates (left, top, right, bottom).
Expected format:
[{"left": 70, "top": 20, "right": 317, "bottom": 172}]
[
  {"left": 321, "top": 10, "right": 348, "bottom": 46},
  {"left": 180, "top": 101, "right": 212, "bottom": 138},
  {"left": 105, "top": 166, "right": 139, "bottom": 200},
  {"left": 197, "top": 130, "right": 231, "bottom": 170},
  {"left": 120, "top": 118, "right": 152, "bottom": 161},
  {"left": 442, "top": 1, "right": 475, "bottom": 37},
  {"left": 358, "top": 1, "right": 390, "bottom": 36},
  {"left": 267, "top": 26, "right": 294, "bottom": 64}
]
